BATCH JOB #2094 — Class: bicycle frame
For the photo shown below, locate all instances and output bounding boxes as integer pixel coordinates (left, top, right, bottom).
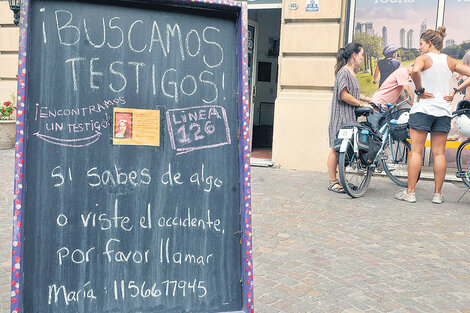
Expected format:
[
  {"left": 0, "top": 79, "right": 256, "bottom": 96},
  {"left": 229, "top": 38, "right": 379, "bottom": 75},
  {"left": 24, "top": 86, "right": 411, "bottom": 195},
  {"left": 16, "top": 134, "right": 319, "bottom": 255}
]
[
  {"left": 338, "top": 96, "right": 411, "bottom": 169},
  {"left": 336, "top": 94, "right": 414, "bottom": 197},
  {"left": 371, "top": 96, "right": 411, "bottom": 169}
]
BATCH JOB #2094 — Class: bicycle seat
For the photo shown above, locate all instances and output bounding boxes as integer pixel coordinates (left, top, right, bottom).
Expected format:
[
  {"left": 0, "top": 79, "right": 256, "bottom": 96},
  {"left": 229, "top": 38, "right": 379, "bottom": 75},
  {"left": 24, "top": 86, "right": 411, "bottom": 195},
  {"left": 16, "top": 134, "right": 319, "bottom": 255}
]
[{"left": 355, "top": 106, "right": 374, "bottom": 116}]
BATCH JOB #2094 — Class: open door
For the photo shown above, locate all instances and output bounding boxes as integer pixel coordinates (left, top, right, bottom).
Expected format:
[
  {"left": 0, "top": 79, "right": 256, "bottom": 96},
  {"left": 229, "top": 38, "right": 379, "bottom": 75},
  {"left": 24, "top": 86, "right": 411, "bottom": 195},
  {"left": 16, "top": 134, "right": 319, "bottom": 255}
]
[
  {"left": 248, "top": 20, "right": 258, "bottom": 151},
  {"left": 248, "top": 9, "right": 281, "bottom": 163}
]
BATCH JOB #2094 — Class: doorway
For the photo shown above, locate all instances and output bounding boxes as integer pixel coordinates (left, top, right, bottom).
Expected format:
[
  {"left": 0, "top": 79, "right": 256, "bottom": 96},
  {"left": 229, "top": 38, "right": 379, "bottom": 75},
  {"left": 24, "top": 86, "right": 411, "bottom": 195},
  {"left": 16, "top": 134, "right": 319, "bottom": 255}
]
[{"left": 247, "top": 8, "right": 281, "bottom": 162}]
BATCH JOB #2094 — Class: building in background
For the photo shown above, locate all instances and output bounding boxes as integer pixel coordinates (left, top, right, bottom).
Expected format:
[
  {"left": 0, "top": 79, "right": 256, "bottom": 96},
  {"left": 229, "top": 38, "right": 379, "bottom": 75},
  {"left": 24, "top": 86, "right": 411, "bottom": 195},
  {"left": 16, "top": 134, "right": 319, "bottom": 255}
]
[
  {"left": 446, "top": 39, "right": 456, "bottom": 47},
  {"left": 407, "top": 29, "right": 414, "bottom": 49},
  {"left": 382, "top": 26, "right": 388, "bottom": 45},
  {"left": 364, "top": 22, "right": 374, "bottom": 35},
  {"left": 420, "top": 19, "right": 427, "bottom": 36},
  {"left": 400, "top": 28, "right": 406, "bottom": 48},
  {"left": 355, "top": 22, "right": 374, "bottom": 35},
  {"left": 355, "top": 22, "right": 362, "bottom": 34}
]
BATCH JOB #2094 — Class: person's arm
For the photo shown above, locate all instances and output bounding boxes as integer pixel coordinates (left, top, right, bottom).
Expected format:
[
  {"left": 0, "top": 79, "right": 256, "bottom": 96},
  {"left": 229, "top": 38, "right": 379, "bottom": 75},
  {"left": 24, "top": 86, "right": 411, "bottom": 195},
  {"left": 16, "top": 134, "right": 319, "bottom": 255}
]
[
  {"left": 373, "top": 64, "right": 379, "bottom": 84},
  {"left": 340, "top": 88, "right": 373, "bottom": 108},
  {"left": 412, "top": 56, "right": 434, "bottom": 102},
  {"left": 340, "top": 88, "right": 361, "bottom": 106},
  {"left": 462, "top": 52, "right": 470, "bottom": 67},
  {"left": 457, "top": 53, "right": 469, "bottom": 82},
  {"left": 402, "top": 85, "right": 414, "bottom": 105},
  {"left": 445, "top": 61, "right": 470, "bottom": 102},
  {"left": 359, "top": 94, "right": 372, "bottom": 103}
]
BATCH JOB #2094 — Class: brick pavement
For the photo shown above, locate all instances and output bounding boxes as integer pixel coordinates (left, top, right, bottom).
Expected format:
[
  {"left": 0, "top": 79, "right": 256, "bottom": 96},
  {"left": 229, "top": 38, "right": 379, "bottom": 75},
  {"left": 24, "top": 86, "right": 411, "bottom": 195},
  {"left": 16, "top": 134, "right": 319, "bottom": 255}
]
[
  {"left": 1, "top": 147, "right": 470, "bottom": 312},
  {"left": 0, "top": 148, "right": 14, "bottom": 313},
  {"left": 251, "top": 167, "right": 470, "bottom": 313}
]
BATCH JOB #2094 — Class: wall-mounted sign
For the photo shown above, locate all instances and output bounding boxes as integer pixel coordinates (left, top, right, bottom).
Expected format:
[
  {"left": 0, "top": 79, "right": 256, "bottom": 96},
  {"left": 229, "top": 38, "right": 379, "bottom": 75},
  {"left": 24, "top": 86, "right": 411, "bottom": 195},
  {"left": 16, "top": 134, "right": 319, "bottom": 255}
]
[
  {"left": 306, "top": 0, "right": 319, "bottom": 12},
  {"left": 288, "top": 2, "right": 299, "bottom": 10}
]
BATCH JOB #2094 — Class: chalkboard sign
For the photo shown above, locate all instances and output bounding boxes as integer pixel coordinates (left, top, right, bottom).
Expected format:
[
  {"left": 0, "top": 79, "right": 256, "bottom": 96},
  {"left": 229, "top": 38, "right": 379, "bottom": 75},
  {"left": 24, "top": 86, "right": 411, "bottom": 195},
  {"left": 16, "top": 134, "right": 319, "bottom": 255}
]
[{"left": 10, "top": 0, "right": 253, "bottom": 312}]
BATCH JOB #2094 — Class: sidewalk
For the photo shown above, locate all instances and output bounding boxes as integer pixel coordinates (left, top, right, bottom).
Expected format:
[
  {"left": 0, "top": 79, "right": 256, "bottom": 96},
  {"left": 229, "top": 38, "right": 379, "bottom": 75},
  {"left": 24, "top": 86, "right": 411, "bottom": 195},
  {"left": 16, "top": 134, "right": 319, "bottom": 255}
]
[
  {"left": 0, "top": 149, "right": 14, "bottom": 312},
  {"left": 251, "top": 166, "right": 470, "bottom": 313},
  {"left": 1, "top": 147, "right": 470, "bottom": 312}
]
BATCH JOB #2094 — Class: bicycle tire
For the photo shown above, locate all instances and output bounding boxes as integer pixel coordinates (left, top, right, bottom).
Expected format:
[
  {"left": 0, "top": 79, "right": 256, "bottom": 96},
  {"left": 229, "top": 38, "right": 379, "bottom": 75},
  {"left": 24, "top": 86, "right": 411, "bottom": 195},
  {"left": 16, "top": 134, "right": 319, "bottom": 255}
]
[
  {"left": 381, "top": 139, "right": 420, "bottom": 187},
  {"left": 338, "top": 144, "right": 373, "bottom": 198},
  {"left": 456, "top": 139, "right": 470, "bottom": 188}
]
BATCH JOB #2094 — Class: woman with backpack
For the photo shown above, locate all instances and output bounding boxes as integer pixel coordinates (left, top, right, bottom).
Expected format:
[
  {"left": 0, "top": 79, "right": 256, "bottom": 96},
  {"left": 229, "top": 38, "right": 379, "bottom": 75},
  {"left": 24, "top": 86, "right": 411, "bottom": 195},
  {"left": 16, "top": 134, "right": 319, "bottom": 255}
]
[
  {"left": 394, "top": 26, "right": 470, "bottom": 204},
  {"left": 327, "top": 43, "right": 374, "bottom": 193}
]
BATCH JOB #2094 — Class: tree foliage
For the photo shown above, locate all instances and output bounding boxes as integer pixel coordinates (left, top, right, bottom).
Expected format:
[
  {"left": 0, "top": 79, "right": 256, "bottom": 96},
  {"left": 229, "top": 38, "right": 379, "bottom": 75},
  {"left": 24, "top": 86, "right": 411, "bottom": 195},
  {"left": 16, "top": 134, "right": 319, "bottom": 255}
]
[
  {"left": 353, "top": 33, "right": 383, "bottom": 73},
  {"left": 397, "top": 48, "right": 419, "bottom": 61},
  {"left": 442, "top": 42, "right": 470, "bottom": 59},
  {"left": 353, "top": 33, "right": 383, "bottom": 59}
]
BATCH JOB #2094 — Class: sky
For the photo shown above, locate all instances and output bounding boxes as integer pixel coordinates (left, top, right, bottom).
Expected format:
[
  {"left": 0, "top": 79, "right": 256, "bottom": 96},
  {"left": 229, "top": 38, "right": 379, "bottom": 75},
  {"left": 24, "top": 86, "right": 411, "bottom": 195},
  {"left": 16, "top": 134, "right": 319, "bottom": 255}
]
[
  {"left": 443, "top": 0, "right": 470, "bottom": 45},
  {"left": 354, "top": 0, "right": 439, "bottom": 49}
]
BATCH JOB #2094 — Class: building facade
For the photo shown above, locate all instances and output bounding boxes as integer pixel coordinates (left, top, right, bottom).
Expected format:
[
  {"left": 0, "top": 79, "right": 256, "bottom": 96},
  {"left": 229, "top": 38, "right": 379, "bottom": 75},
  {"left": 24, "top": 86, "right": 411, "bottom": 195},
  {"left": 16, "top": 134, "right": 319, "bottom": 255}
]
[
  {"left": 382, "top": 26, "right": 387, "bottom": 46},
  {"left": 407, "top": 29, "right": 413, "bottom": 49},
  {"left": 1, "top": 0, "right": 469, "bottom": 172},
  {"left": 0, "top": 1, "right": 19, "bottom": 102}
]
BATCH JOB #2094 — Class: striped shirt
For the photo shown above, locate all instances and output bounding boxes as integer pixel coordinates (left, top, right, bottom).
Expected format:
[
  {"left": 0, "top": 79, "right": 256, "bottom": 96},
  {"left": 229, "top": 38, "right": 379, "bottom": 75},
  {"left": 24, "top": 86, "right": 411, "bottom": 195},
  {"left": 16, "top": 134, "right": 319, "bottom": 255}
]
[{"left": 329, "top": 67, "right": 360, "bottom": 147}]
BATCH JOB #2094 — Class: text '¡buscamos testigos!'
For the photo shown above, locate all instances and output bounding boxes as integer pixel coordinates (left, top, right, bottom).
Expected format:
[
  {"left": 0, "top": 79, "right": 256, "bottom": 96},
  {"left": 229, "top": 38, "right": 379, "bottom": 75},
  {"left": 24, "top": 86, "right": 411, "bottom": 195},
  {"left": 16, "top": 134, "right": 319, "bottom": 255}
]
[{"left": 44, "top": 10, "right": 227, "bottom": 103}]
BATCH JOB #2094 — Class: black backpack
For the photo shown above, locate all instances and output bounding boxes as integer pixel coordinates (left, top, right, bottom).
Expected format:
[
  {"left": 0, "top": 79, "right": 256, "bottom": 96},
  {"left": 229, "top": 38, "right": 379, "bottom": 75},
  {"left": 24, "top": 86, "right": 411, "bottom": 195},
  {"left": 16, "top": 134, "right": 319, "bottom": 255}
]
[
  {"left": 333, "top": 124, "right": 358, "bottom": 165},
  {"left": 357, "top": 130, "right": 382, "bottom": 166}
]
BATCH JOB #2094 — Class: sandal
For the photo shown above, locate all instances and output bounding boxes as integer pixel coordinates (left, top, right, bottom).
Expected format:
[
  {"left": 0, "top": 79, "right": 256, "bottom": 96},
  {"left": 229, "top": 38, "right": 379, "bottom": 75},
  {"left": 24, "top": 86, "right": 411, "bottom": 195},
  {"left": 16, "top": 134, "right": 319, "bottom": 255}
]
[{"left": 328, "top": 180, "right": 345, "bottom": 193}]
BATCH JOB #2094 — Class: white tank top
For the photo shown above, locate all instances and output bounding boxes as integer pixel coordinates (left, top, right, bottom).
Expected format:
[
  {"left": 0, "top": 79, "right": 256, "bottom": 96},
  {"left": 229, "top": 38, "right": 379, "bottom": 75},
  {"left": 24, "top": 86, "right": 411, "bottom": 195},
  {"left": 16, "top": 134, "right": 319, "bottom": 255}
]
[{"left": 411, "top": 53, "right": 452, "bottom": 117}]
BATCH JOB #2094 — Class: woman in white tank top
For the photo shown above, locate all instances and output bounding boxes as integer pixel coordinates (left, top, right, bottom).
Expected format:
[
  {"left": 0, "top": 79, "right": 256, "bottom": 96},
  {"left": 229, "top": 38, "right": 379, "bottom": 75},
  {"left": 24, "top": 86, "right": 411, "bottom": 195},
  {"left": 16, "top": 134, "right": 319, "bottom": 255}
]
[{"left": 394, "top": 26, "right": 470, "bottom": 204}]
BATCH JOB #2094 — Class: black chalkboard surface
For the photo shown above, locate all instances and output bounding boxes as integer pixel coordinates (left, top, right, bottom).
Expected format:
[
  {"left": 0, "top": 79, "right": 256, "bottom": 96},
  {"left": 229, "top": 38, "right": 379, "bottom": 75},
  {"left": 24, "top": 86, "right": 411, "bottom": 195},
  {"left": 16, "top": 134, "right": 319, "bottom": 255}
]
[{"left": 20, "top": 0, "right": 247, "bottom": 312}]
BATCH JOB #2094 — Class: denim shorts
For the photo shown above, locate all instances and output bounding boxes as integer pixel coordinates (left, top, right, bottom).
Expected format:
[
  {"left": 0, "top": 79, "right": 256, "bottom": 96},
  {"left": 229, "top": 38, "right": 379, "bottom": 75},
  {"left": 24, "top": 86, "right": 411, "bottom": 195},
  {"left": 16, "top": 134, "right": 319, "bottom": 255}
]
[{"left": 408, "top": 112, "right": 451, "bottom": 133}]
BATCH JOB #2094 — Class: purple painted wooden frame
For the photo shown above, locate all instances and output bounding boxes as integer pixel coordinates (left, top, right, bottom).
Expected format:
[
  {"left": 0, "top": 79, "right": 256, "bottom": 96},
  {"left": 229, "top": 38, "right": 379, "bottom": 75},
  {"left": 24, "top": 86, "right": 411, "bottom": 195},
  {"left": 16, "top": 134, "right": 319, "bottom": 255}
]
[{"left": 10, "top": 0, "right": 253, "bottom": 312}]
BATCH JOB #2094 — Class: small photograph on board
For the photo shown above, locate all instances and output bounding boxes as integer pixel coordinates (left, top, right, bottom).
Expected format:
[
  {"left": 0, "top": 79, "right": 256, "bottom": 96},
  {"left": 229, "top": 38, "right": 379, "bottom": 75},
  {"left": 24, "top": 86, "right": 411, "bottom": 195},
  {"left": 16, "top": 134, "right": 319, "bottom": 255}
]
[
  {"left": 113, "top": 108, "right": 161, "bottom": 146},
  {"left": 267, "top": 37, "right": 279, "bottom": 58},
  {"left": 114, "top": 112, "right": 133, "bottom": 139}
]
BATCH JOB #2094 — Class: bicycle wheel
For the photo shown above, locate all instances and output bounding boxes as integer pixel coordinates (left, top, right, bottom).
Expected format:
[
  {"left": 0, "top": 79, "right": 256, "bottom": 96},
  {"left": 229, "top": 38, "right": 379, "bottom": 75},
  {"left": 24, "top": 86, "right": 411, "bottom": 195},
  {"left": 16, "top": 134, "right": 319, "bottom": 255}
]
[
  {"left": 338, "top": 142, "right": 373, "bottom": 198},
  {"left": 381, "top": 139, "right": 420, "bottom": 187},
  {"left": 456, "top": 139, "right": 470, "bottom": 188}
]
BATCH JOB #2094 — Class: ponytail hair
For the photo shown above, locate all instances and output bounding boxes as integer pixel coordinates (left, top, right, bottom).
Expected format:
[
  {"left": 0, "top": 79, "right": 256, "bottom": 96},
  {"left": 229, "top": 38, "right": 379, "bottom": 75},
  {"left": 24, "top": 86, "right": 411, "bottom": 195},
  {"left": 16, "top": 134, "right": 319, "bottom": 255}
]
[
  {"left": 335, "top": 42, "right": 363, "bottom": 76},
  {"left": 421, "top": 26, "right": 447, "bottom": 51}
]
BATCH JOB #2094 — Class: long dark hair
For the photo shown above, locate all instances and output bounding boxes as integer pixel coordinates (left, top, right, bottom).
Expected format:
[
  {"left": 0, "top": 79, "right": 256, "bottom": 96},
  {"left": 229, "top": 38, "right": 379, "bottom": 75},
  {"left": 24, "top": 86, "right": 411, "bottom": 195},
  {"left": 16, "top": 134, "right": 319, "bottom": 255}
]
[{"left": 335, "top": 42, "right": 363, "bottom": 76}]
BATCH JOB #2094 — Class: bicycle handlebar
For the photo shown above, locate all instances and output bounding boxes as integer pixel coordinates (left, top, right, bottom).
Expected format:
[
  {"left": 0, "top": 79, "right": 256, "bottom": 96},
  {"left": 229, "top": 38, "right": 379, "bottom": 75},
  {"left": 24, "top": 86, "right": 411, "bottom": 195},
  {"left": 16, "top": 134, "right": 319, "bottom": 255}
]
[
  {"left": 380, "top": 94, "right": 411, "bottom": 114},
  {"left": 452, "top": 108, "right": 470, "bottom": 117}
]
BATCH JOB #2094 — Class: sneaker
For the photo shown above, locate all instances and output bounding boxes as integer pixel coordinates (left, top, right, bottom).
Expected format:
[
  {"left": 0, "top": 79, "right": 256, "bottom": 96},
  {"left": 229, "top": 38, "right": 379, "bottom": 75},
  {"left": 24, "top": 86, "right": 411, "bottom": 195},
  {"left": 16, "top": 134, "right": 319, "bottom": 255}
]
[
  {"left": 394, "top": 189, "right": 416, "bottom": 203},
  {"left": 432, "top": 193, "right": 444, "bottom": 204}
]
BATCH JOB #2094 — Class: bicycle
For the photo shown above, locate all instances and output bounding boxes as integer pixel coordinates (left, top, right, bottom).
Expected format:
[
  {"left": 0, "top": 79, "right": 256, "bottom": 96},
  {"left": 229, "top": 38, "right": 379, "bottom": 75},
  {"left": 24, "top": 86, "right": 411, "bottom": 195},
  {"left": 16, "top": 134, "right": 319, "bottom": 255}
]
[
  {"left": 336, "top": 95, "right": 420, "bottom": 198},
  {"left": 453, "top": 100, "right": 470, "bottom": 189}
]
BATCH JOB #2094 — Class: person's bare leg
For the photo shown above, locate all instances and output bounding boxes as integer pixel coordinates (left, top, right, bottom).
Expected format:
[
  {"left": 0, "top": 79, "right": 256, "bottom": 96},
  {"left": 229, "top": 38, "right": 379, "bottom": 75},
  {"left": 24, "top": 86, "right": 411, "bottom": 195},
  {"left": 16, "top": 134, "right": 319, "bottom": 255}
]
[
  {"left": 430, "top": 132, "right": 448, "bottom": 194},
  {"left": 407, "top": 129, "right": 428, "bottom": 193},
  {"left": 327, "top": 148, "right": 339, "bottom": 182}
]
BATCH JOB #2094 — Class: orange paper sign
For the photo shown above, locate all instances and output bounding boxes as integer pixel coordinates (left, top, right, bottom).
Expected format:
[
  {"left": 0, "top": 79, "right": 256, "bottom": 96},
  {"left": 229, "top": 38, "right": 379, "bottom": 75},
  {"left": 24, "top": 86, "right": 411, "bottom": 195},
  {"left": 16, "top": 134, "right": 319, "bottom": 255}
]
[{"left": 113, "top": 108, "right": 160, "bottom": 146}]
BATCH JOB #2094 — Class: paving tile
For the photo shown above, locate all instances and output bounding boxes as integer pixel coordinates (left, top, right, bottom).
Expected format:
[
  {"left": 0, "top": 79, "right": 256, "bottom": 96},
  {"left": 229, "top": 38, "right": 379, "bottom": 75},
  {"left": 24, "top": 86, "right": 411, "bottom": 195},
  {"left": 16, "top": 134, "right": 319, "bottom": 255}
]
[
  {"left": 2, "top": 149, "right": 470, "bottom": 312},
  {"left": 251, "top": 166, "right": 470, "bottom": 313}
]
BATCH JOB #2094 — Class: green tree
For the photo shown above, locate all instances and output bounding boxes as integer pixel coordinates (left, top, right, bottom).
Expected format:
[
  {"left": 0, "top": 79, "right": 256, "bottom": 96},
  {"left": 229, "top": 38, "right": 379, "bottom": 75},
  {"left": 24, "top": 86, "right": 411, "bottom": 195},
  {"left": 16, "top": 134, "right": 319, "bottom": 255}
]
[
  {"left": 442, "top": 46, "right": 460, "bottom": 58},
  {"left": 397, "top": 48, "right": 419, "bottom": 61},
  {"left": 353, "top": 33, "right": 383, "bottom": 75},
  {"left": 442, "top": 42, "right": 470, "bottom": 59}
]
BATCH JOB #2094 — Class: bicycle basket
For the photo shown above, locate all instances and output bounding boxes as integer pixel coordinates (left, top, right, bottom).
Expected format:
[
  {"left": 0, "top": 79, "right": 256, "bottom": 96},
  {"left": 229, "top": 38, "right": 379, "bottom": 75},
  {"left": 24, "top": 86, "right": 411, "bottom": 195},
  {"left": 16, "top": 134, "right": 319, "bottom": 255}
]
[
  {"left": 389, "top": 123, "right": 409, "bottom": 141},
  {"left": 386, "top": 108, "right": 410, "bottom": 123}
]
